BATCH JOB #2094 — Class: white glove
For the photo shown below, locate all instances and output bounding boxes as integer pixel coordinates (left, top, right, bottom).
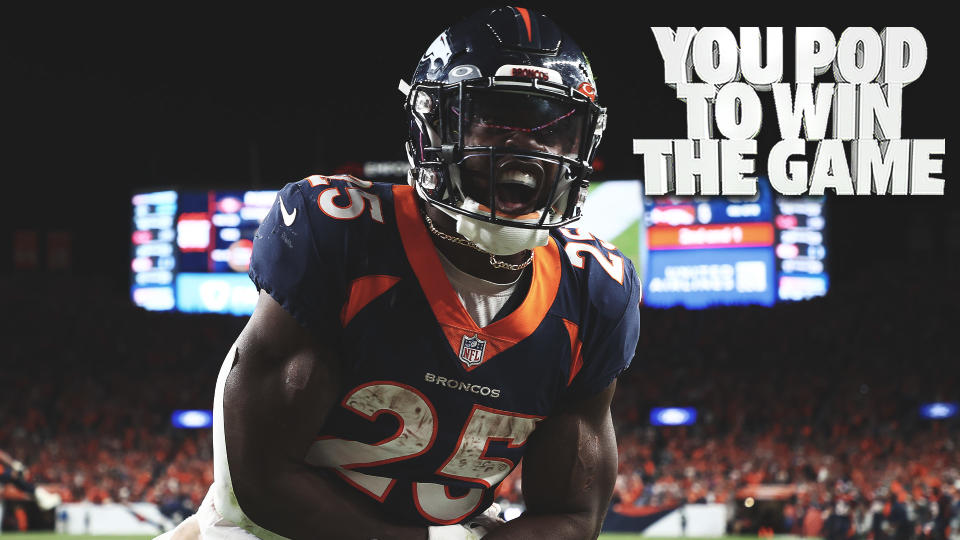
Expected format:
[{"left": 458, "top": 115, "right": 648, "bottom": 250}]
[
  {"left": 427, "top": 503, "right": 503, "bottom": 540},
  {"left": 34, "top": 486, "right": 62, "bottom": 511}
]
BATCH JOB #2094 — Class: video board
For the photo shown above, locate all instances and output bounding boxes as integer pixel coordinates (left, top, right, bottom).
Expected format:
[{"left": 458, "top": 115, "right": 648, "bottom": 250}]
[
  {"left": 133, "top": 179, "right": 827, "bottom": 314},
  {"left": 773, "top": 197, "right": 829, "bottom": 302},
  {"left": 131, "top": 189, "right": 275, "bottom": 315},
  {"left": 579, "top": 178, "right": 827, "bottom": 309}
]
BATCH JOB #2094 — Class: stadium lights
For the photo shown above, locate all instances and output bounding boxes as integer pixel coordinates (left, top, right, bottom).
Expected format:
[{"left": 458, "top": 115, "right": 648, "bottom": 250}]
[
  {"left": 919, "top": 402, "right": 958, "bottom": 420},
  {"left": 650, "top": 407, "right": 697, "bottom": 426},
  {"left": 171, "top": 410, "right": 214, "bottom": 429}
]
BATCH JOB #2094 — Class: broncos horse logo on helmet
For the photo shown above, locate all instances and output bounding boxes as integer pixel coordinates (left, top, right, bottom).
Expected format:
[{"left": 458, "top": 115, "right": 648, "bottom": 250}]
[{"left": 400, "top": 7, "right": 607, "bottom": 254}]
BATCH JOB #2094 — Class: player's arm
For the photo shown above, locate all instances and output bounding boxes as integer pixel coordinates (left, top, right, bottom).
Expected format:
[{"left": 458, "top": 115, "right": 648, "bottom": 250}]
[
  {"left": 483, "top": 381, "right": 619, "bottom": 540},
  {"left": 484, "top": 240, "right": 642, "bottom": 539},
  {"left": 0, "top": 449, "right": 25, "bottom": 478},
  {"left": 222, "top": 289, "right": 427, "bottom": 540}
]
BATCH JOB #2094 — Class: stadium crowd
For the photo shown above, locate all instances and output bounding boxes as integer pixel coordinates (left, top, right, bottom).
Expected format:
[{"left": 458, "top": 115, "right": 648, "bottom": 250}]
[
  {"left": 1, "top": 257, "right": 957, "bottom": 537},
  {"left": 603, "top": 259, "right": 959, "bottom": 539},
  {"left": 1, "top": 275, "right": 235, "bottom": 522},
  {"left": 496, "top": 259, "right": 959, "bottom": 538}
]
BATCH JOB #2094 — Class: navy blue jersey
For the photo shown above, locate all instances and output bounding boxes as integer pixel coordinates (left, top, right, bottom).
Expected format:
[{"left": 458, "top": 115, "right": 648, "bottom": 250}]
[{"left": 248, "top": 174, "right": 641, "bottom": 526}]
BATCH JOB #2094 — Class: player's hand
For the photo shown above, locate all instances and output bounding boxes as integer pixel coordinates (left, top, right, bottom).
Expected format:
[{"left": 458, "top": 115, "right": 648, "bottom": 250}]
[
  {"left": 427, "top": 503, "right": 504, "bottom": 539},
  {"left": 464, "top": 502, "right": 504, "bottom": 535}
]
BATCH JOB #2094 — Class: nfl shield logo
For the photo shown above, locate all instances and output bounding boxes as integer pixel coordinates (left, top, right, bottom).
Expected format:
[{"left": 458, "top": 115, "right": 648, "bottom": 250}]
[{"left": 459, "top": 334, "right": 486, "bottom": 367}]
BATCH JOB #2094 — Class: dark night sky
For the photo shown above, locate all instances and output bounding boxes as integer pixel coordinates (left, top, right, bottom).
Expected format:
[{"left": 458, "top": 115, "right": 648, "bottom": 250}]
[{"left": 1, "top": 6, "right": 954, "bottom": 293}]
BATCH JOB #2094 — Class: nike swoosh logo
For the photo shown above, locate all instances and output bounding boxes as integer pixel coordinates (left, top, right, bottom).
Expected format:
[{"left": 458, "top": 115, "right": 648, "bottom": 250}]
[{"left": 278, "top": 196, "right": 297, "bottom": 226}]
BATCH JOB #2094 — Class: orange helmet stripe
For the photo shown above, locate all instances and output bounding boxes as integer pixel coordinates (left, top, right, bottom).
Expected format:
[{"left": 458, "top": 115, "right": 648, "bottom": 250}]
[{"left": 513, "top": 7, "right": 532, "bottom": 42}]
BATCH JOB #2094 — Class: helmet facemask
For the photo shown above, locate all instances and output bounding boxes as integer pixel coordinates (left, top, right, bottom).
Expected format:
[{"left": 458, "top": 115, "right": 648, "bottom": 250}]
[{"left": 408, "top": 76, "right": 606, "bottom": 232}]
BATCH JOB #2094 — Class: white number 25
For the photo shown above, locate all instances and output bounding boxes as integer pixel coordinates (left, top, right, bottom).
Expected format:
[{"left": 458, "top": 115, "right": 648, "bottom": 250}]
[{"left": 305, "top": 382, "right": 543, "bottom": 524}]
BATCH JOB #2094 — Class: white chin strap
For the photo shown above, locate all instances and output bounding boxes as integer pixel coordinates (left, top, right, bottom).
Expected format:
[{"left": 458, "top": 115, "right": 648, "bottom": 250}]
[{"left": 438, "top": 198, "right": 550, "bottom": 256}]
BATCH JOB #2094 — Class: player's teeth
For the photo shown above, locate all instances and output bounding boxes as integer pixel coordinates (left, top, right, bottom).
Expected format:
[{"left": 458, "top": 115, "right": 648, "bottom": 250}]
[{"left": 498, "top": 171, "right": 537, "bottom": 189}]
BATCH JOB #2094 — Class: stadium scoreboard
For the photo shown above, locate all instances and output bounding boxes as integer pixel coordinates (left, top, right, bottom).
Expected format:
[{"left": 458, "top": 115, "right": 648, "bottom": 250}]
[
  {"left": 774, "top": 197, "right": 829, "bottom": 302},
  {"left": 580, "top": 178, "right": 828, "bottom": 309},
  {"left": 641, "top": 178, "right": 827, "bottom": 308},
  {"left": 131, "top": 189, "right": 274, "bottom": 315},
  {"left": 132, "top": 180, "right": 828, "bottom": 315}
]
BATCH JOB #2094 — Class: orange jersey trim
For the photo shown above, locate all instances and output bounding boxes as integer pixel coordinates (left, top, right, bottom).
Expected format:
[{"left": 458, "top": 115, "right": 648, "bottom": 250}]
[
  {"left": 561, "top": 318, "right": 583, "bottom": 386},
  {"left": 392, "top": 185, "right": 561, "bottom": 369},
  {"left": 340, "top": 275, "right": 402, "bottom": 327}
]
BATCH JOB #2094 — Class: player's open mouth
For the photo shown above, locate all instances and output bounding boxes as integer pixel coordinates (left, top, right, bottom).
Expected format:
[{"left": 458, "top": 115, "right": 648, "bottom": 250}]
[{"left": 495, "top": 160, "right": 542, "bottom": 216}]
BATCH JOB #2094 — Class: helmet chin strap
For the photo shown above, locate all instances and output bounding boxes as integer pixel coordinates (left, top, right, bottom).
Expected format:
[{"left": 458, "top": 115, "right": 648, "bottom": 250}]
[
  {"left": 422, "top": 209, "right": 535, "bottom": 271},
  {"left": 435, "top": 198, "right": 550, "bottom": 255},
  {"left": 415, "top": 163, "right": 552, "bottom": 258},
  {"left": 445, "top": 199, "right": 551, "bottom": 256}
]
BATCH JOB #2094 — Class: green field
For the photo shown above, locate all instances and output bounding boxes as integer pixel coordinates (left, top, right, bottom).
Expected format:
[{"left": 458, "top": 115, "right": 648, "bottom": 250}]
[
  {"left": 0, "top": 536, "right": 154, "bottom": 540},
  {"left": 0, "top": 534, "right": 768, "bottom": 540},
  {"left": 11, "top": 533, "right": 684, "bottom": 540},
  {"left": 0, "top": 534, "right": 670, "bottom": 539}
]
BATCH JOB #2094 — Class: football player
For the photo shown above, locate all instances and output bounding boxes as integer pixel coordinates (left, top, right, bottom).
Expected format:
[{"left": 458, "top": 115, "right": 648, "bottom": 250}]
[
  {"left": 165, "top": 7, "right": 640, "bottom": 540},
  {"left": 0, "top": 449, "right": 62, "bottom": 511}
]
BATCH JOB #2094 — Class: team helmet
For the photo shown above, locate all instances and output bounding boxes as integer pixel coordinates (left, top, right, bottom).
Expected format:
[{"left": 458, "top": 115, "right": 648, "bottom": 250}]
[{"left": 402, "top": 7, "right": 606, "bottom": 232}]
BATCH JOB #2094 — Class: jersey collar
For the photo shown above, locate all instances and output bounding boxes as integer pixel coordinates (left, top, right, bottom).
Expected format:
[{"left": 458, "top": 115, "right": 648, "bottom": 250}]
[{"left": 393, "top": 185, "right": 561, "bottom": 370}]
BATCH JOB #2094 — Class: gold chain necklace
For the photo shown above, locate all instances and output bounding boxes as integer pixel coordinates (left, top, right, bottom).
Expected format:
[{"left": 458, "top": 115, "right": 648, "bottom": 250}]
[{"left": 421, "top": 210, "right": 534, "bottom": 272}]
